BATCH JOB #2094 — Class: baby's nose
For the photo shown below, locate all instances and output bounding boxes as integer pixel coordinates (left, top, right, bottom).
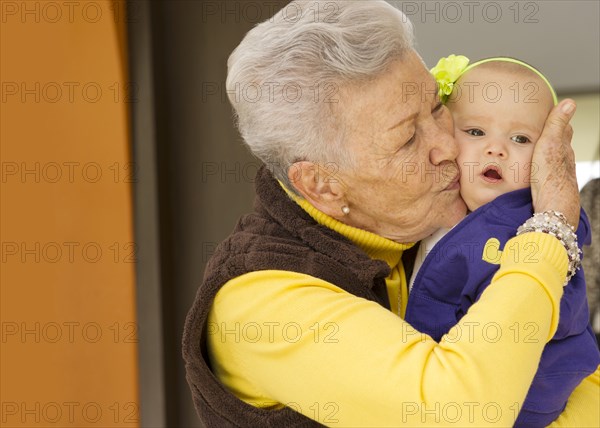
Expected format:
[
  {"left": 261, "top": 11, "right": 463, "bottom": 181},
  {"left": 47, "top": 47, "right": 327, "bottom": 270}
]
[{"left": 485, "top": 142, "right": 506, "bottom": 158}]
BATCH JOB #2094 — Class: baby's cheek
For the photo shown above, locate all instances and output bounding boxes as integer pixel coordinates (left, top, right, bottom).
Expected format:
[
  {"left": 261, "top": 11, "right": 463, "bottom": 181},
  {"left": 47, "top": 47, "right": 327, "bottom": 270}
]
[
  {"left": 456, "top": 141, "right": 474, "bottom": 166},
  {"left": 518, "top": 161, "right": 534, "bottom": 186},
  {"left": 458, "top": 179, "right": 479, "bottom": 213},
  {"left": 507, "top": 150, "right": 536, "bottom": 187}
]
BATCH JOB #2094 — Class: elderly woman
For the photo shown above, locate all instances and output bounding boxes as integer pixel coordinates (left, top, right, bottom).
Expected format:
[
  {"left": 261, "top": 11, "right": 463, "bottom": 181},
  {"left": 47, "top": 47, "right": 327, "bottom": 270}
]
[{"left": 183, "top": 1, "right": 599, "bottom": 426}]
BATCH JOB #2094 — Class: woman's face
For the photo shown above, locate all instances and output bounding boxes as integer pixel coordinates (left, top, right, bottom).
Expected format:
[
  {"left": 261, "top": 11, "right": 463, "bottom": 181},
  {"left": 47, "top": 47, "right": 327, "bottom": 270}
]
[{"left": 335, "top": 50, "right": 467, "bottom": 243}]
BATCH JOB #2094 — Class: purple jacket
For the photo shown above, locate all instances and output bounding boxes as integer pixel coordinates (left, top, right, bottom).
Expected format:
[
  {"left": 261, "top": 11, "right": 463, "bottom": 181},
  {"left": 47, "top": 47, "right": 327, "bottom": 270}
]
[{"left": 405, "top": 187, "right": 600, "bottom": 427}]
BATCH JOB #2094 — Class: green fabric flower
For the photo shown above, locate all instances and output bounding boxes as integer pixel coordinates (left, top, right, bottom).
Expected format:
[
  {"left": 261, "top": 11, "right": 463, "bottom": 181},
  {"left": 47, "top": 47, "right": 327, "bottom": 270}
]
[{"left": 430, "top": 55, "right": 470, "bottom": 103}]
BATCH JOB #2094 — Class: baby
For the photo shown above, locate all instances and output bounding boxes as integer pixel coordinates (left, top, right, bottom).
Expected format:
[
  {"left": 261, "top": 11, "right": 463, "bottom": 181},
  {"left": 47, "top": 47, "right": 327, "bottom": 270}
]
[{"left": 406, "top": 56, "right": 600, "bottom": 427}]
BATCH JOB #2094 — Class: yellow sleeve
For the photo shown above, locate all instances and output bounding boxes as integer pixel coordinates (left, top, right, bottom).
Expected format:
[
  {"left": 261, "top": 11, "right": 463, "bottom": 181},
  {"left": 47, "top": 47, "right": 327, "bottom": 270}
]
[
  {"left": 549, "top": 367, "right": 600, "bottom": 427},
  {"left": 208, "top": 233, "right": 567, "bottom": 426}
]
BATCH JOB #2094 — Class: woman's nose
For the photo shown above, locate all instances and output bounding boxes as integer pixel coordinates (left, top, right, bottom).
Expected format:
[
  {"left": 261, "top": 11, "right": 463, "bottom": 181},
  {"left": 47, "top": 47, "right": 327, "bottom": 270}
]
[{"left": 429, "top": 115, "right": 459, "bottom": 165}]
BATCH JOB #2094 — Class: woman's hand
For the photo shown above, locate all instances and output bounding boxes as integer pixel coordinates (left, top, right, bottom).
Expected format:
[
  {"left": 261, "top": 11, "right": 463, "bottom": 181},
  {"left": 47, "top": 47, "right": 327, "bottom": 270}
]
[{"left": 531, "top": 99, "right": 580, "bottom": 227}]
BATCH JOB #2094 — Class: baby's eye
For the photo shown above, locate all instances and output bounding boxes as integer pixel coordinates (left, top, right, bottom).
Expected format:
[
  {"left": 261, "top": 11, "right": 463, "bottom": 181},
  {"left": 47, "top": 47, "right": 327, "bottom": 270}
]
[
  {"left": 465, "top": 129, "right": 485, "bottom": 136},
  {"left": 511, "top": 135, "right": 531, "bottom": 144}
]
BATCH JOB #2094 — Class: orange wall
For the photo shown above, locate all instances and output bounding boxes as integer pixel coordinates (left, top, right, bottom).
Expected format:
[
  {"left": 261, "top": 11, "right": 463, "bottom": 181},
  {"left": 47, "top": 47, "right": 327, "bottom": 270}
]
[{"left": 1, "top": 1, "right": 139, "bottom": 426}]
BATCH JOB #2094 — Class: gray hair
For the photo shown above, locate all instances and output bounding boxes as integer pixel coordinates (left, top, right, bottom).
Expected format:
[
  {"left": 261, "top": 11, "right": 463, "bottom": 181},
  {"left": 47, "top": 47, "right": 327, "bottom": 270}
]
[{"left": 226, "top": 0, "right": 415, "bottom": 191}]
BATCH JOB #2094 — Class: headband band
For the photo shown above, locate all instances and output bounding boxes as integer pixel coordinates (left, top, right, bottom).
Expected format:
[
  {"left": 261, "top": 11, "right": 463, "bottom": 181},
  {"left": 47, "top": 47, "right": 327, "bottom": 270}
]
[{"left": 431, "top": 54, "right": 558, "bottom": 105}]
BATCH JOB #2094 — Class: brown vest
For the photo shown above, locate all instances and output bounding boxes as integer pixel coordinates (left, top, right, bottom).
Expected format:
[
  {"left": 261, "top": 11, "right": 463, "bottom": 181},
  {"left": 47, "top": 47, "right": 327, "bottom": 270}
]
[{"left": 182, "top": 165, "right": 397, "bottom": 427}]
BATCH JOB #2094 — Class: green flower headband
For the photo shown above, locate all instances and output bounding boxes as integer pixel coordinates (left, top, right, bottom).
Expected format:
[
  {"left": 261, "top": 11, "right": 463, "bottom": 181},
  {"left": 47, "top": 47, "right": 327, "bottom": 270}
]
[{"left": 430, "top": 54, "right": 558, "bottom": 105}]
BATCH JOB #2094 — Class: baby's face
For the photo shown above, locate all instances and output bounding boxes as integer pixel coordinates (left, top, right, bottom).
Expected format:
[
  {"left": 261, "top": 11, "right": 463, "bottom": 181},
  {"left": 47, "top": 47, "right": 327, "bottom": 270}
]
[{"left": 447, "top": 67, "right": 554, "bottom": 212}]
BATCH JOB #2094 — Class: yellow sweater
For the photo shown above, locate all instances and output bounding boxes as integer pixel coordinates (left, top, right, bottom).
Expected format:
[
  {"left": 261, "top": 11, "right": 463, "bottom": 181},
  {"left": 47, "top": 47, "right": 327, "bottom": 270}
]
[{"left": 208, "top": 194, "right": 600, "bottom": 426}]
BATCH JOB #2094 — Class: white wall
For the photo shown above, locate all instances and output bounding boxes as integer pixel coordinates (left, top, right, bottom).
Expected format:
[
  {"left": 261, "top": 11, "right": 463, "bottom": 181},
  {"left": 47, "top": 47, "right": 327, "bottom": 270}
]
[{"left": 568, "top": 93, "right": 600, "bottom": 188}]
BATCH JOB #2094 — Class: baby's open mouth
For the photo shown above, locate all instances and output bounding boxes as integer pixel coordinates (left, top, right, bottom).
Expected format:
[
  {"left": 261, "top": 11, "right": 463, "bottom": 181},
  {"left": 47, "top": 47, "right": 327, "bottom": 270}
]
[{"left": 482, "top": 165, "right": 503, "bottom": 182}]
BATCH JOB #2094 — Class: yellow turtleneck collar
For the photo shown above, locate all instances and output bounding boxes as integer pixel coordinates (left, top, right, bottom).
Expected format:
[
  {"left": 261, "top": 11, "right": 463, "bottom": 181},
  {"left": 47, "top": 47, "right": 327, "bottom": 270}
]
[
  {"left": 280, "top": 181, "right": 416, "bottom": 317},
  {"left": 279, "top": 182, "right": 414, "bottom": 268}
]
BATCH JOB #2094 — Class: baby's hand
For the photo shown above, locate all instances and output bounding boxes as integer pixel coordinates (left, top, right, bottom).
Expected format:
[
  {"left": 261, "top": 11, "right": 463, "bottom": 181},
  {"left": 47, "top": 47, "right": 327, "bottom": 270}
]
[{"left": 530, "top": 99, "right": 579, "bottom": 228}]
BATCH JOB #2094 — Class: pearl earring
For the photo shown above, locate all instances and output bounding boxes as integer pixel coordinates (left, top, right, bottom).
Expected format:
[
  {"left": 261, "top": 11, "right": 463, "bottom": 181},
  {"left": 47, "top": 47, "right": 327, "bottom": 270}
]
[{"left": 341, "top": 206, "right": 350, "bottom": 215}]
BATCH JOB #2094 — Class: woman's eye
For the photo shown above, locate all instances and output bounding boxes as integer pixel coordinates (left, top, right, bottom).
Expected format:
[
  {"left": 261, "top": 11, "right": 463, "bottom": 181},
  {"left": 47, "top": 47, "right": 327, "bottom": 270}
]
[
  {"left": 465, "top": 129, "right": 484, "bottom": 136},
  {"left": 404, "top": 134, "right": 416, "bottom": 147},
  {"left": 511, "top": 135, "right": 531, "bottom": 144},
  {"left": 432, "top": 102, "right": 444, "bottom": 114}
]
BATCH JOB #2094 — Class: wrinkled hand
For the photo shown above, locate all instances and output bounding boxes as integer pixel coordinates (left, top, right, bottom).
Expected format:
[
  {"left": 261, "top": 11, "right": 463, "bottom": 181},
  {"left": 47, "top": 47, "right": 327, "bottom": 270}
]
[{"left": 531, "top": 99, "right": 580, "bottom": 227}]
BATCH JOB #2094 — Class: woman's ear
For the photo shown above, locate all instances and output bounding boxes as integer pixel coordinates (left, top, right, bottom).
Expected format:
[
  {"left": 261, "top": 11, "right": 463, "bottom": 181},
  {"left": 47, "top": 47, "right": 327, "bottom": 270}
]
[{"left": 288, "top": 161, "right": 349, "bottom": 219}]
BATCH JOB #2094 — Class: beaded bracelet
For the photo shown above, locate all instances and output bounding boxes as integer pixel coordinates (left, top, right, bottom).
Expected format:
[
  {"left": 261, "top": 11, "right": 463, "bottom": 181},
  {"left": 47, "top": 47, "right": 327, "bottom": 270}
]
[{"left": 516, "top": 211, "right": 582, "bottom": 286}]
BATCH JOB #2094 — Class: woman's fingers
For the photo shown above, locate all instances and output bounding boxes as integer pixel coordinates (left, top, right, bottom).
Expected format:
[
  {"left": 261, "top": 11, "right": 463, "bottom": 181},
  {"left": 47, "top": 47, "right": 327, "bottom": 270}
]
[{"left": 531, "top": 99, "right": 580, "bottom": 227}]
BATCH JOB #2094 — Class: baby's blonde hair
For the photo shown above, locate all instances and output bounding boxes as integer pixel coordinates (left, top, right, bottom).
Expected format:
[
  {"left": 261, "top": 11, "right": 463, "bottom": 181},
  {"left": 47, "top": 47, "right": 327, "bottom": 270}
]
[{"left": 450, "top": 60, "right": 556, "bottom": 111}]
